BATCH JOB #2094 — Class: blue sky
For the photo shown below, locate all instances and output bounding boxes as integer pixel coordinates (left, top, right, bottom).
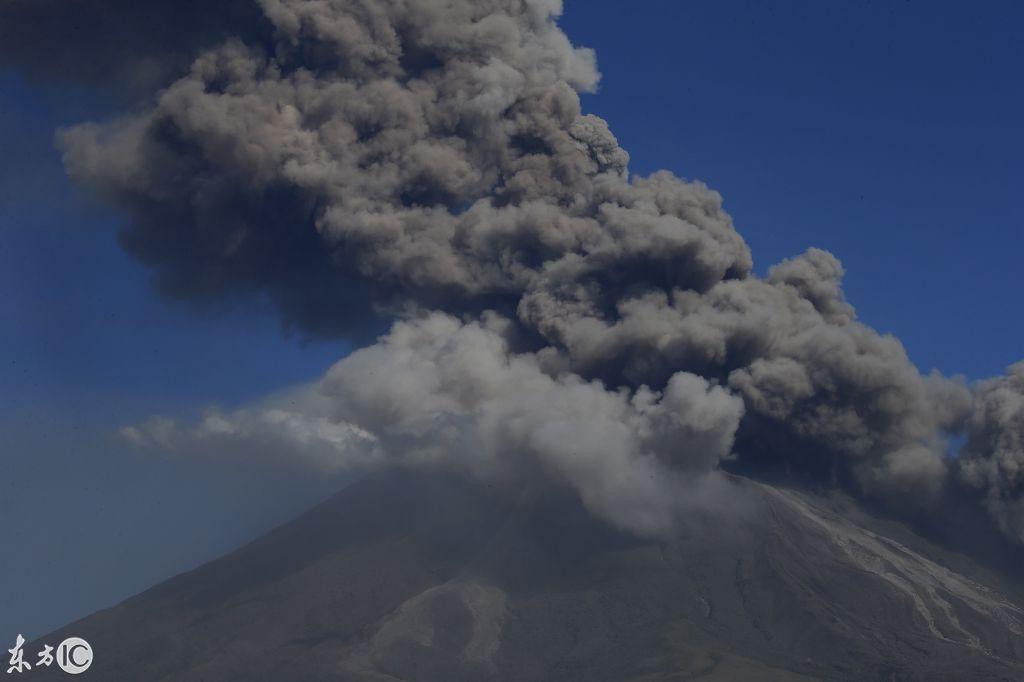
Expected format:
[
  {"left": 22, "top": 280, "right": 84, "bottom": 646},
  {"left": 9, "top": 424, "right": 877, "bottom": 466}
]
[{"left": 1, "top": 0, "right": 1022, "bottom": 637}]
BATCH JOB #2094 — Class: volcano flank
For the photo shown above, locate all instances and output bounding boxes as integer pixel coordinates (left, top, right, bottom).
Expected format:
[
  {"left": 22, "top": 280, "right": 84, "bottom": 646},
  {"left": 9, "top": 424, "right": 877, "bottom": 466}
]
[{"left": 30, "top": 472, "right": 1024, "bottom": 681}]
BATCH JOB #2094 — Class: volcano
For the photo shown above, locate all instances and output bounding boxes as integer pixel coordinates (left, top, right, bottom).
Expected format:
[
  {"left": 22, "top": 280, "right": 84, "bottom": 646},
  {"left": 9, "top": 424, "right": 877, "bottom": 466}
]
[{"left": 30, "top": 473, "right": 1024, "bottom": 681}]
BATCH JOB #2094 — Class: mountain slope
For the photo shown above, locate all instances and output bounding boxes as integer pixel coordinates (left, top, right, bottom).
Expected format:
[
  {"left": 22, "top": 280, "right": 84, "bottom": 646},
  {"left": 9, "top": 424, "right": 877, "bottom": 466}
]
[{"left": 31, "top": 473, "right": 1024, "bottom": 681}]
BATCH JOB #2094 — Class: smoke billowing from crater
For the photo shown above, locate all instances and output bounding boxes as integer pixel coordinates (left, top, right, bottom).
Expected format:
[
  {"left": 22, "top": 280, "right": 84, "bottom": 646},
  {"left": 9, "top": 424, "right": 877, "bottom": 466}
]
[{"left": 8, "top": 0, "right": 1022, "bottom": 541}]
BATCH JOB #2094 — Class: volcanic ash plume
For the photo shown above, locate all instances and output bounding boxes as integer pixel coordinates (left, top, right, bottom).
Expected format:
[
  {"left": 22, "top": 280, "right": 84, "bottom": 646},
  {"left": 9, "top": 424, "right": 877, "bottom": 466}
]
[
  {"left": 960, "top": 363, "right": 1024, "bottom": 543},
  {"left": 13, "top": 0, "right": 1020, "bottom": 540}
]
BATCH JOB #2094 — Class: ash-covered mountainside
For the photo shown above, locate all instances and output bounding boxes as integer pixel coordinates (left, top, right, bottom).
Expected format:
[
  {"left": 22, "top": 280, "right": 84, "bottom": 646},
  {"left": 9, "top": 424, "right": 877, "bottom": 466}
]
[{"left": 31, "top": 473, "right": 1024, "bottom": 682}]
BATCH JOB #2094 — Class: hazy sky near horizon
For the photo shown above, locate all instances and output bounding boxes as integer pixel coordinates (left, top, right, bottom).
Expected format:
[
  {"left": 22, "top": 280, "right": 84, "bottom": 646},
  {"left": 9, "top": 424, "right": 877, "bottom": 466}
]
[{"left": 1, "top": 0, "right": 1022, "bottom": 638}]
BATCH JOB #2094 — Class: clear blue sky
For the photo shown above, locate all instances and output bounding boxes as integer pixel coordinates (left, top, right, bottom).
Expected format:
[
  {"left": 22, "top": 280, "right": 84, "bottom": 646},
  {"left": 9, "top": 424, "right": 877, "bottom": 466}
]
[{"left": 1, "top": 0, "right": 1021, "bottom": 637}]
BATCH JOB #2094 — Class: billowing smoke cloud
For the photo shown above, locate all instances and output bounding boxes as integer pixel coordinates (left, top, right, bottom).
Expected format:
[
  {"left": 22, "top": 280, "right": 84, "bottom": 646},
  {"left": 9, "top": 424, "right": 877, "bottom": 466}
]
[
  {"left": 127, "top": 313, "right": 746, "bottom": 535},
  {"left": 8, "top": 0, "right": 1022, "bottom": 540},
  {"left": 959, "top": 363, "right": 1024, "bottom": 543},
  {"left": 0, "top": 0, "right": 270, "bottom": 97}
]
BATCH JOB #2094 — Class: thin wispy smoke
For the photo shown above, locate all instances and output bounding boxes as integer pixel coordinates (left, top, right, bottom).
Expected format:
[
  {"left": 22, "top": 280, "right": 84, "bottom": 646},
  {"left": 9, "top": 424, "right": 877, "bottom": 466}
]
[{"left": 5, "top": 0, "right": 1021, "bottom": 540}]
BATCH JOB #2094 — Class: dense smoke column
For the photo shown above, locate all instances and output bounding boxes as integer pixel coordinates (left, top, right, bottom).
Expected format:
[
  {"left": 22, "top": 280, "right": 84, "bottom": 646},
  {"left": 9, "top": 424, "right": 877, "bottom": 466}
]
[
  {"left": 5, "top": 0, "right": 1022, "bottom": 540},
  {"left": 959, "top": 364, "right": 1024, "bottom": 544}
]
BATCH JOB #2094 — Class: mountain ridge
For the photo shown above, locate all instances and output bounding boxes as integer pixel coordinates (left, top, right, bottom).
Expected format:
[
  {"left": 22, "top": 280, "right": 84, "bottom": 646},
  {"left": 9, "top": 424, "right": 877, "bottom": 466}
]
[{"left": 29, "top": 472, "right": 1024, "bottom": 681}]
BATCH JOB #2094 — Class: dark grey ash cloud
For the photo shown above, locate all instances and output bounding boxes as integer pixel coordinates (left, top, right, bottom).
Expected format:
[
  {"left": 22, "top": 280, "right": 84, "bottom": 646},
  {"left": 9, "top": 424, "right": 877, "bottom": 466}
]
[
  {"left": 0, "top": 0, "right": 270, "bottom": 97},
  {"left": 7, "top": 0, "right": 1023, "bottom": 541},
  {"left": 959, "top": 363, "right": 1024, "bottom": 544}
]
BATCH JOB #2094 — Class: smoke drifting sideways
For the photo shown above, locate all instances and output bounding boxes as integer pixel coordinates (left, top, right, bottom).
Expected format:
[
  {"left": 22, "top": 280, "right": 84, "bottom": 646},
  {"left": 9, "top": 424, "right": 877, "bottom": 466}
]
[{"left": 6, "top": 0, "right": 1021, "bottom": 542}]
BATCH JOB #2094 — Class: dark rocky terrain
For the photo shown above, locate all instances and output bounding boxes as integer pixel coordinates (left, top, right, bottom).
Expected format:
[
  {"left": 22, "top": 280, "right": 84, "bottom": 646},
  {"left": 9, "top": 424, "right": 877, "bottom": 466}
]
[{"left": 31, "top": 473, "right": 1024, "bottom": 681}]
